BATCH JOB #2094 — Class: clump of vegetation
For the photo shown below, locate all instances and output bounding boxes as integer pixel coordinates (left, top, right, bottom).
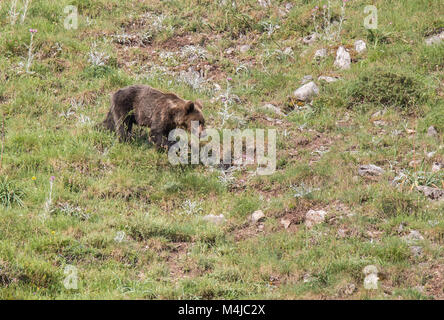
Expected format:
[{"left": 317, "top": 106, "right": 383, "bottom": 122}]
[
  {"left": 0, "top": 177, "right": 25, "bottom": 208},
  {"left": 347, "top": 70, "right": 428, "bottom": 112}
]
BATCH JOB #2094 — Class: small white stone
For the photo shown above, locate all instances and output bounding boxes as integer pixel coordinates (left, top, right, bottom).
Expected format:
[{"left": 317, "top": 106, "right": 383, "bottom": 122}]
[
  {"left": 239, "top": 44, "right": 251, "bottom": 53},
  {"left": 426, "top": 151, "right": 436, "bottom": 159},
  {"left": 305, "top": 210, "right": 326, "bottom": 228},
  {"left": 301, "top": 75, "right": 313, "bottom": 84},
  {"left": 363, "top": 265, "right": 378, "bottom": 275},
  {"left": 427, "top": 126, "right": 438, "bottom": 137},
  {"left": 405, "top": 230, "right": 424, "bottom": 242},
  {"left": 293, "top": 81, "right": 319, "bottom": 102},
  {"left": 202, "top": 214, "right": 226, "bottom": 225},
  {"left": 249, "top": 210, "right": 265, "bottom": 223},
  {"left": 318, "top": 76, "right": 339, "bottom": 83},
  {"left": 371, "top": 109, "right": 386, "bottom": 118},
  {"left": 283, "top": 47, "right": 293, "bottom": 55},
  {"left": 358, "top": 164, "right": 385, "bottom": 176},
  {"left": 409, "top": 160, "right": 421, "bottom": 168},
  {"left": 354, "top": 40, "right": 367, "bottom": 53},
  {"left": 302, "top": 33, "right": 319, "bottom": 45},
  {"left": 364, "top": 273, "right": 379, "bottom": 290},
  {"left": 425, "top": 31, "right": 444, "bottom": 46},
  {"left": 334, "top": 46, "right": 351, "bottom": 70},
  {"left": 314, "top": 48, "right": 328, "bottom": 60},
  {"left": 280, "top": 218, "right": 291, "bottom": 229},
  {"left": 410, "top": 246, "right": 423, "bottom": 257},
  {"left": 225, "top": 47, "right": 235, "bottom": 55},
  {"left": 263, "top": 103, "right": 285, "bottom": 116},
  {"left": 432, "top": 162, "right": 442, "bottom": 172}
]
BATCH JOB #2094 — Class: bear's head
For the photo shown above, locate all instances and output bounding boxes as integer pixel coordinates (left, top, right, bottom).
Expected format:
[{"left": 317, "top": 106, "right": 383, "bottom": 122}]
[{"left": 174, "top": 100, "right": 206, "bottom": 136}]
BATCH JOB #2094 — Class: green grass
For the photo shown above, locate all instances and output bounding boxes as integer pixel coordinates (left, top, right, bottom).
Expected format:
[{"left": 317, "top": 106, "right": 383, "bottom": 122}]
[{"left": 0, "top": 0, "right": 443, "bottom": 299}]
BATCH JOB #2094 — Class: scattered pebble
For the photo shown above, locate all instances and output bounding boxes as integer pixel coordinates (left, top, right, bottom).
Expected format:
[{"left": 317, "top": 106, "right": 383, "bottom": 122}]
[
  {"left": 337, "top": 228, "right": 347, "bottom": 238},
  {"left": 239, "top": 44, "right": 251, "bottom": 53},
  {"left": 305, "top": 209, "right": 326, "bottom": 228},
  {"left": 425, "top": 30, "right": 444, "bottom": 45},
  {"left": 373, "top": 120, "right": 387, "bottom": 126},
  {"left": 263, "top": 103, "right": 286, "bottom": 116},
  {"left": 340, "top": 283, "right": 357, "bottom": 296},
  {"left": 371, "top": 109, "right": 386, "bottom": 118},
  {"left": 318, "top": 75, "right": 339, "bottom": 83},
  {"left": 301, "top": 75, "right": 313, "bottom": 84},
  {"left": 334, "top": 46, "right": 351, "bottom": 69},
  {"left": 426, "top": 151, "right": 436, "bottom": 159},
  {"left": 410, "top": 245, "right": 423, "bottom": 257},
  {"left": 202, "top": 214, "right": 226, "bottom": 225},
  {"left": 432, "top": 162, "right": 443, "bottom": 172},
  {"left": 404, "top": 230, "right": 424, "bottom": 242},
  {"left": 302, "top": 33, "right": 319, "bottom": 45},
  {"left": 358, "top": 164, "right": 385, "bottom": 177},
  {"left": 354, "top": 40, "right": 367, "bottom": 53},
  {"left": 249, "top": 210, "right": 265, "bottom": 223},
  {"left": 293, "top": 81, "right": 319, "bottom": 102},
  {"left": 314, "top": 48, "right": 327, "bottom": 60},
  {"left": 427, "top": 126, "right": 438, "bottom": 137},
  {"left": 416, "top": 185, "right": 444, "bottom": 201},
  {"left": 280, "top": 218, "right": 291, "bottom": 229},
  {"left": 283, "top": 47, "right": 293, "bottom": 55},
  {"left": 409, "top": 160, "right": 422, "bottom": 167}
]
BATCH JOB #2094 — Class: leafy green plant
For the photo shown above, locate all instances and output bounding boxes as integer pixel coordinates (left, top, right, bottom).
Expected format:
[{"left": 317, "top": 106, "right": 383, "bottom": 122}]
[
  {"left": 347, "top": 69, "right": 428, "bottom": 112},
  {"left": 0, "top": 177, "right": 25, "bottom": 208}
]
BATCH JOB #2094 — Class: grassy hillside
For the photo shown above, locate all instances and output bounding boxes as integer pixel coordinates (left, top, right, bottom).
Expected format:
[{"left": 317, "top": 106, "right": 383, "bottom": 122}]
[{"left": 0, "top": 0, "right": 443, "bottom": 299}]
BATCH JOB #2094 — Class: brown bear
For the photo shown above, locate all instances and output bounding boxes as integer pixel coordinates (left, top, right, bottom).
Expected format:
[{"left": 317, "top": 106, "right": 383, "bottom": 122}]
[{"left": 103, "top": 85, "right": 206, "bottom": 149}]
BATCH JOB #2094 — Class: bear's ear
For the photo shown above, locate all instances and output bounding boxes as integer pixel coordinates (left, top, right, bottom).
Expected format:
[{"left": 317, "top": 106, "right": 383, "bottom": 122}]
[
  {"left": 195, "top": 99, "right": 203, "bottom": 109},
  {"left": 185, "top": 101, "right": 195, "bottom": 114}
]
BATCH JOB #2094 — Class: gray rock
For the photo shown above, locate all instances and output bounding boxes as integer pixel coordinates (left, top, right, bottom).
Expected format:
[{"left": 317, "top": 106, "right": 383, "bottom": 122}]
[
  {"left": 283, "top": 47, "right": 293, "bottom": 55},
  {"left": 354, "top": 40, "right": 367, "bottom": 53},
  {"left": 303, "top": 273, "right": 314, "bottom": 283},
  {"left": 373, "top": 120, "right": 387, "bottom": 126},
  {"left": 280, "top": 218, "right": 291, "bottom": 229},
  {"left": 263, "top": 103, "right": 285, "bottom": 116},
  {"left": 202, "top": 214, "right": 226, "bottom": 225},
  {"left": 426, "top": 151, "right": 436, "bottom": 159},
  {"left": 249, "top": 210, "right": 265, "bottom": 223},
  {"left": 318, "top": 76, "right": 339, "bottom": 83},
  {"left": 427, "top": 125, "right": 438, "bottom": 137},
  {"left": 305, "top": 209, "right": 326, "bottom": 228},
  {"left": 239, "top": 44, "right": 251, "bottom": 53},
  {"left": 293, "top": 81, "right": 319, "bottom": 102},
  {"left": 340, "top": 283, "right": 357, "bottom": 296},
  {"left": 301, "top": 75, "right": 313, "bottom": 84},
  {"left": 363, "top": 266, "right": 379, "bottom": 290},
  {"left": 302, "top": 33, "right": 319, "bottom": 45},
  {"left": 371, "top": 109, "right": 386, "bottom": 118},
  {"left": 358, "top": 164, "right": 385, "bottom": 177},
  {"left": 405, "top": 230, "right": 424, "bottom": 242},
  {"left": 416, "top": 185, "right": 444, "bottom": 201},
  {"left": 363, "top": 265, "right": 378, "bottom": 275},
  {"left": 258, "top": 0, "right": 271, "bottom": 8},
  {"left": 410, "top": 246, "right": 423, "bottom": 257},
  {"left": 363, "top": 272, "right": 379, "bottom": 290},
  {"left": 314, "top": 48, "right": 328, "bottom": 60},
  {"left": 409, "top": 160, "right": 421, "bottom": 168},
  {"left": 432, "top": 162, "right": 443, "bottom": 172},
  {"left": 425, "top": 31, "right": 444, "bottom": 45},
  {"left": 225, "top": 47, "right": 235, "bottom": 55},
  {"left": 334, "top": 46, "right": 351, "bottom": 70}
]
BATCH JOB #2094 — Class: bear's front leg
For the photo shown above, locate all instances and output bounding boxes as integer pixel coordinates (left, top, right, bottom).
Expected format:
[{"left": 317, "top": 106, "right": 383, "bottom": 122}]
[{"left": 149, "top": 130, "right": 170, "bottom": 150}]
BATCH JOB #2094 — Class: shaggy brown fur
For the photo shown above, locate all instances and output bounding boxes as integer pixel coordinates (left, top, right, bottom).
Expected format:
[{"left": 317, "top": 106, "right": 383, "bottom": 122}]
[{"left": 103, "top": 85, "right": 205, "bottom": 148}]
